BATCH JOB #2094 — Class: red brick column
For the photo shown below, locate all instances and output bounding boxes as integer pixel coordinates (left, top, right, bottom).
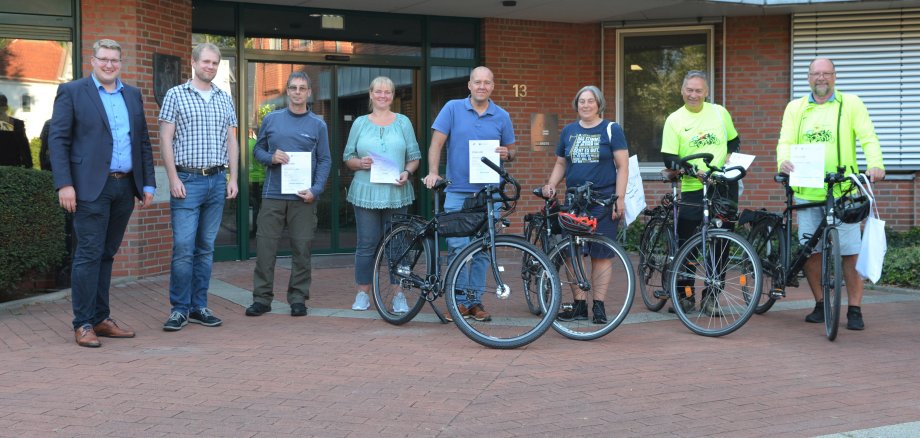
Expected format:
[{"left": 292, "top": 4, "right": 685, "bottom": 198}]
[{"left": 81, "top": 0, "right": 192, "bottom": 277}]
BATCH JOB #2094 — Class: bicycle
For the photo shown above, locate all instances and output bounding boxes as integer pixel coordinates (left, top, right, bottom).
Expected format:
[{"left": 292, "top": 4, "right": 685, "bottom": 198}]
[
  {"left": 522, "top": 182, "right": 636, "bottom": 341},
  {"left": 370, "top": 157, "right": 562, "bottom": 349},
  {"left": 666, "top": 153, "right": 762, "bottom": 337},
  {"left": 635, "top": 165, "right": 681, "bottom": 312},
  {"left": 741, "top": 168, "right": 870, "bottom": 341}
]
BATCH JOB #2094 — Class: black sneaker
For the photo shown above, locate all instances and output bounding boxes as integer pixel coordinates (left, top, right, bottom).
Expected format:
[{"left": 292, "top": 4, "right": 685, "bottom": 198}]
[
  {"left": 668, "top": 297, "right": 695, "bottom": 314},
  {"left": 163, "top": 311, "right": 188, "bottom": 331},
  {"left": 189, "top": 308, "right": 222, "bottom": 327},
  {"left": 557, "top": 300, "right": 588, "bottom": 321},
  {"left": 846, "top": 306, "right": 865, "bottom": 330},
  {"left": 805, "top": 302, "right": 824, "bottom": 323},
  {"left": 245, "top": 302, "right": 271, "bottom": 316},
  {"left": 592, "top": 301, "right": 607, "bottom": 325},
  {"left": 291, "top": 303, "right": 308, "bottom": 317}
]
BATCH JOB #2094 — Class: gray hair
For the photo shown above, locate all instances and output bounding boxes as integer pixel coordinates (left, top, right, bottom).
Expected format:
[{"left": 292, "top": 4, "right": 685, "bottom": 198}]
[
  {"left": 93, "top": 39, "right": 122, "bottom": 57},
  {"left": 192, "top": 43, "right": 221, "bottom": 62},
  {"left": 572, "top": 85, "right": 606, "bottom": 115},
  {"left": 682, "top": 70, "right": 709, "bottom": 88},
  {"left": 287, "top": 71, "right": 311, "bottom": 89},
  {"left": 367, "top": 76, "right": 395, "bottom": 112}
]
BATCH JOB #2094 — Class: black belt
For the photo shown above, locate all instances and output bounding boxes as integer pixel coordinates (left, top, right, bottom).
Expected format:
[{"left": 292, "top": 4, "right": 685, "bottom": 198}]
[
  {"left": 109, "top": 171, "right": 132, "bottom": 179},
  {"left": 176, "top": 165, "right": 225, "bottom": 176}
]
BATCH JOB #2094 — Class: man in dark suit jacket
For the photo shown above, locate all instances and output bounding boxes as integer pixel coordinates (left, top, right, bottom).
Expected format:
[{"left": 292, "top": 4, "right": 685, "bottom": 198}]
[{"left": 50, "top": 39, "right": 156, "bottom": 348}]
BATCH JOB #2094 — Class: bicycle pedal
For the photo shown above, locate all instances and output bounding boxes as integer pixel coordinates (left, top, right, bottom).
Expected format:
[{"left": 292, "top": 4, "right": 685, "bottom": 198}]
[
  {"left": 653, "top": 289, "right": 669, "bottom": 299},
  {"left": 770, "top": 289, "right": 785, "bottom": 299}
]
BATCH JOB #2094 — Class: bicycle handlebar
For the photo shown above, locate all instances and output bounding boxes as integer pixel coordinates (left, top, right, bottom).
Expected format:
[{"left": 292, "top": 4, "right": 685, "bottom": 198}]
[{"left": 480, "top": 156, "right": 520, "bottom": 202}]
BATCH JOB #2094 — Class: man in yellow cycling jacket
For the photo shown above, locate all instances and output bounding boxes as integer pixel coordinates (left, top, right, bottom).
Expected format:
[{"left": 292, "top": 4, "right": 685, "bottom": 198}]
[{"left": 777, "top": 57, "right": 885, "bottom": 331}]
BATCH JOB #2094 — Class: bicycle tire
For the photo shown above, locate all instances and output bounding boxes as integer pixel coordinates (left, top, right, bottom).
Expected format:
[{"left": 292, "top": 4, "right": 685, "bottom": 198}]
[
  {"left": 746, "top": 219, "right": 785, "bottom": 314},
  {"left": 445, "top": 235, "right": 561, "bottom": 349},
  {"left": 637, "top": 215, "right": 671, "bottom": 312},
  {"left": 547, "top": 234, "right": 635, "bottom": 341},
  {"left": 822, "top": 227, "right": 842, "bottom": 341},
  {"left": 371, "top": 223, "right": 432, "bottom": 325},
  {"left": 522, "top": 219, "right": 546, "bottom": 316},
  {"left": 668, "top": 229, "right": 762, "bottom": 337}
]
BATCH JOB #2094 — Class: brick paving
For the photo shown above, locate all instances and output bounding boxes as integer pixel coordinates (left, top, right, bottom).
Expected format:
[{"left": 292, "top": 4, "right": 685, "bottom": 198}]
[{"left": 1, "top": 256, "right": 919, "bottom": 437}]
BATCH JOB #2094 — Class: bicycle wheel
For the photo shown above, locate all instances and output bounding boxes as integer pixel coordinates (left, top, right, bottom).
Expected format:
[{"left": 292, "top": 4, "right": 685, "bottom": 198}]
[
  {"left": 637, "top": 216, "right": 671, "bottom": 312},
  {"left": 445, "top": 235, "right": 561, "bottom": 349},
  {"left": 822, "top": 227, "right": 842, "bottom": 341},
  {"left": 522, "top": 218, "right": 550, "bottom": 315},
  {"left": 371, "top": 223, "right": 432, "bottom": 325},
  {"left": 546, "top": 235, "right": 635, "bottom": 341},
  {"left": 746, "top": 219, "right": 785, "bottom": 314},
  {"left": 669, "top": 230, "right": 762, "bottom": 337}
]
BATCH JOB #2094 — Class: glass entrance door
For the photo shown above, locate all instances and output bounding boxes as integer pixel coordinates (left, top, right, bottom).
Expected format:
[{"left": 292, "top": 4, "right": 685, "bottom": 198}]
[{"left": 243, "top": 62, "right": 418, "bottom": 256}]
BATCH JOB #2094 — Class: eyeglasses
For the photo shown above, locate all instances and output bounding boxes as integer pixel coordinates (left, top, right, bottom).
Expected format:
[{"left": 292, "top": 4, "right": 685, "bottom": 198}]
[
  {"left": 287, "top": 86, "right": 309, "bottom": 92},
  {"left": 809, "top": 72, "right": 835, "bottom": 79},
  {"left": 93, "top": 56, "right": 122, "bottom": 66}
]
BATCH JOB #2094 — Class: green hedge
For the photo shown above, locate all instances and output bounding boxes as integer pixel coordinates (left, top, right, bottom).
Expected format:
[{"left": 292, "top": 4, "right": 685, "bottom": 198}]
[{"left": 0, "top": 166, "right": 65, "bottom": 290}]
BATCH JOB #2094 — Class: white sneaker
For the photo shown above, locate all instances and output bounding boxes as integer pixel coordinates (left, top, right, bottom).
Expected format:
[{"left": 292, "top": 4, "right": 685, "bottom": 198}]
[
  {"left": 392, "top": 291, "right": 410, "bottom": 314},
  {"left": 352, "top": 291, "right": 370, "bottom": 311}
]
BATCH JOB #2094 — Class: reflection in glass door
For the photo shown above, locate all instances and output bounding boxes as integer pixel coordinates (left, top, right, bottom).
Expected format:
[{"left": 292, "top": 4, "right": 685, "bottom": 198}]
[{"left": 244, "top": 63, "right": 418, "bottom": 255}]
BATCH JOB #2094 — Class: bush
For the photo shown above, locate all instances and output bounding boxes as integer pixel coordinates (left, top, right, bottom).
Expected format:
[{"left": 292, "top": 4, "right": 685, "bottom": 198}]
[
  {"left": 880, "top": 245, "right": 920, "bottom": 287},
  {"left": 0, "top": 166, "right": 65, "bottom": 290}
]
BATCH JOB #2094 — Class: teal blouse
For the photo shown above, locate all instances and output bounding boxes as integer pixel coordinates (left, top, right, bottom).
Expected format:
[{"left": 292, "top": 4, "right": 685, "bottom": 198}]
[{"left": 343, "top": 113, "right": 422, "bottom": 209}]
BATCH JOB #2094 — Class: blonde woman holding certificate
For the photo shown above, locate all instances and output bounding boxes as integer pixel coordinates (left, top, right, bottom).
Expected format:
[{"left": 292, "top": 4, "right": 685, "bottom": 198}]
[{"left": 344, "top": 76, "right": 421, "bottom": 312}]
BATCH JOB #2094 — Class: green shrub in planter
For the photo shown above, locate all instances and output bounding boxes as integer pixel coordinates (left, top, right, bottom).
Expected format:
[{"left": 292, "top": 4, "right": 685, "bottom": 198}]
[
  {"left": 0, "top": 166, "right": 65, "bottom": 290},
  {"left": 880, "top": 245, "right": 920, "bottom": 288}
]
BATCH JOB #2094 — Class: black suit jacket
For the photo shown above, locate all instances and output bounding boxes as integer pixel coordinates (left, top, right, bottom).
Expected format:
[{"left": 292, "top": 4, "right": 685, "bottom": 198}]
[{"left": 49, "top": 76, "right": 155, "bottom": 202}]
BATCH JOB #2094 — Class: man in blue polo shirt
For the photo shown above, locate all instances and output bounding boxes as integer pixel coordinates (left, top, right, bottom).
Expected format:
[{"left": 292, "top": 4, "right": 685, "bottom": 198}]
[{"left": 423, "top": 66, "right": 516, "bottom": 322}]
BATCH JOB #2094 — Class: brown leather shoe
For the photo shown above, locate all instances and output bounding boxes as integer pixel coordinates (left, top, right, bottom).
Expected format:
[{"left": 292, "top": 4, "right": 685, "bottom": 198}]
[
  {"left": 93, "top": 318, "right": 135, "bottom": 338},
  {"left": 469, "top": 304, "right": 492, "bottom": 322},
  {"left": 75, "top": 325, "right": 101, "bottom": 348},
  {"left": 444, "top": 304, "right": 472, "bottom": 322}
]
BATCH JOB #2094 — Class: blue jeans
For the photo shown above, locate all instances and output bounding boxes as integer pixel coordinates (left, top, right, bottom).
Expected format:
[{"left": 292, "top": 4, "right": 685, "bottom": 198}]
[
  {"left": 353, "top": 205, "right": 407, "bottom": 285},
  {"left": 70, "top": 176, "right": 136, "bottom": 329},
  {"left": 444, "top": 191, "right": 499, "bottom": 308},
  {"left": 168, "top": 171, "right": 226, "bottom": 314}
]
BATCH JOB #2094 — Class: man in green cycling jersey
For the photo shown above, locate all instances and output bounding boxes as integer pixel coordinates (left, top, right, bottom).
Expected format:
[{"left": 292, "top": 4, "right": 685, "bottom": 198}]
[{"left": 777, "top": 57, "right": 885, "bottom": 331}]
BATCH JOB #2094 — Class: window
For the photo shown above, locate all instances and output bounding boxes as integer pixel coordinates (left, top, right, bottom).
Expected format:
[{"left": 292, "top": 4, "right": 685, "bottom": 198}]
[
  {"left": 615, "top": 27, "right": 713, "bottom": 165},
  {"left": 21, "top": 94, "right": 31, "bottom": 112},
  {"left": 793, "top": 9, "right": 920, "bottom": 170}
]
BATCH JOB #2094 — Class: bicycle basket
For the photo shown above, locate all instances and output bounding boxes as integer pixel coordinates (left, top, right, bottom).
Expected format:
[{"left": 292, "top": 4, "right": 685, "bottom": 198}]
[
  {"left": 437, "top": 211, "right": 487, "bottom": 237},
  {"left": 558, "top": 212, "right": 596, "bottom": 236}
]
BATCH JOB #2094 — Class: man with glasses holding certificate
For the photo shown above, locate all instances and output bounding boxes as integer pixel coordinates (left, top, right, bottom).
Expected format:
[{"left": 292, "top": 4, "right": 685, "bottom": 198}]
[
  {"left": 245, "top": 71, "right": 331, "bottom": 318},
  {"left": 777, "top": 57, "right": 885, "bottom": 330},
  {"left": 423, "top": 66, "right": 516, "bottom": 322}
]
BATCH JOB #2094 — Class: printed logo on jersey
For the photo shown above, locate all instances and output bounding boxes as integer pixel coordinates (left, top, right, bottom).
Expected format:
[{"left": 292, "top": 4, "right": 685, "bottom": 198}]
[
  {"left": 804, "top": 127, "right": 834, "bottom": 143},
  {"left": 689, "top": 131, "right": 719, "bottom": 149},
  {"left": 569, "top": 133, "right": 601, "bottom": 164}
]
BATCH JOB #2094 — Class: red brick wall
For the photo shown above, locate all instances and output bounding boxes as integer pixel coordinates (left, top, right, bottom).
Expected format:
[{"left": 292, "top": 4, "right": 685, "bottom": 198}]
[
  {"left": 482, "top": 18, "right": 601, "bottom": 230},
  {"left": 81, "top": 0, "right": 192, "bottom": 278}
]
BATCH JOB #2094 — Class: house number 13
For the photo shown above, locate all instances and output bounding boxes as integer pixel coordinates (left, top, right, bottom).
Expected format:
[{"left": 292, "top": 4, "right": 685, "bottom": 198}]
[{"left": 513, "top": 84, "right": 527, "bottom": 97}]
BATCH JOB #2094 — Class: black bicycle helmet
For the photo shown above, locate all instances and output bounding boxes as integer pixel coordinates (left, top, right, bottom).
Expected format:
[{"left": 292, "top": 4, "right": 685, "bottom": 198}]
[
  {"left": 835, "top": 193, "right": 871, "bottom": 224},
  {"left": 558, "top": 212, "right": 596, "bottom": 235}
]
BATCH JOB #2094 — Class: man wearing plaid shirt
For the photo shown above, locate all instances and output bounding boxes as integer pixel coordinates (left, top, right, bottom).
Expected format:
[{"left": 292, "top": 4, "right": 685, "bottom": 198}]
[{"left": 159, "top": 43, "right": 239, "bottom": 331}]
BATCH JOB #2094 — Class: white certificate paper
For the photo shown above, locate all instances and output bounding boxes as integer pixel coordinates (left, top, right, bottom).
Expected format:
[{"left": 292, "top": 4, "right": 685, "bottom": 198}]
[
  {"left": 724, "top": 152, "right": 755, "bottom": 180},
  {"left": 789, "top": 144, "right": 825, "bottom": 188},
  {"left": 282, "top": 151, "right": 312, "bottom": 194},
  {"left": 367, "top": 151, "right": 400, "bottom": 184},
  {"left": 468, "top": 140, "right": 500, "bottom": 184}
]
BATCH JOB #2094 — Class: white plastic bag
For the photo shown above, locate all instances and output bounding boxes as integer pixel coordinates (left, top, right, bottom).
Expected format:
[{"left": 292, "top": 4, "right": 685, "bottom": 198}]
[
  {"left": 623, "top": 154, "right": 646, "bottom": 227},
  {"left": 853, "top": 175, "right": 886, "bottom": 283}
]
